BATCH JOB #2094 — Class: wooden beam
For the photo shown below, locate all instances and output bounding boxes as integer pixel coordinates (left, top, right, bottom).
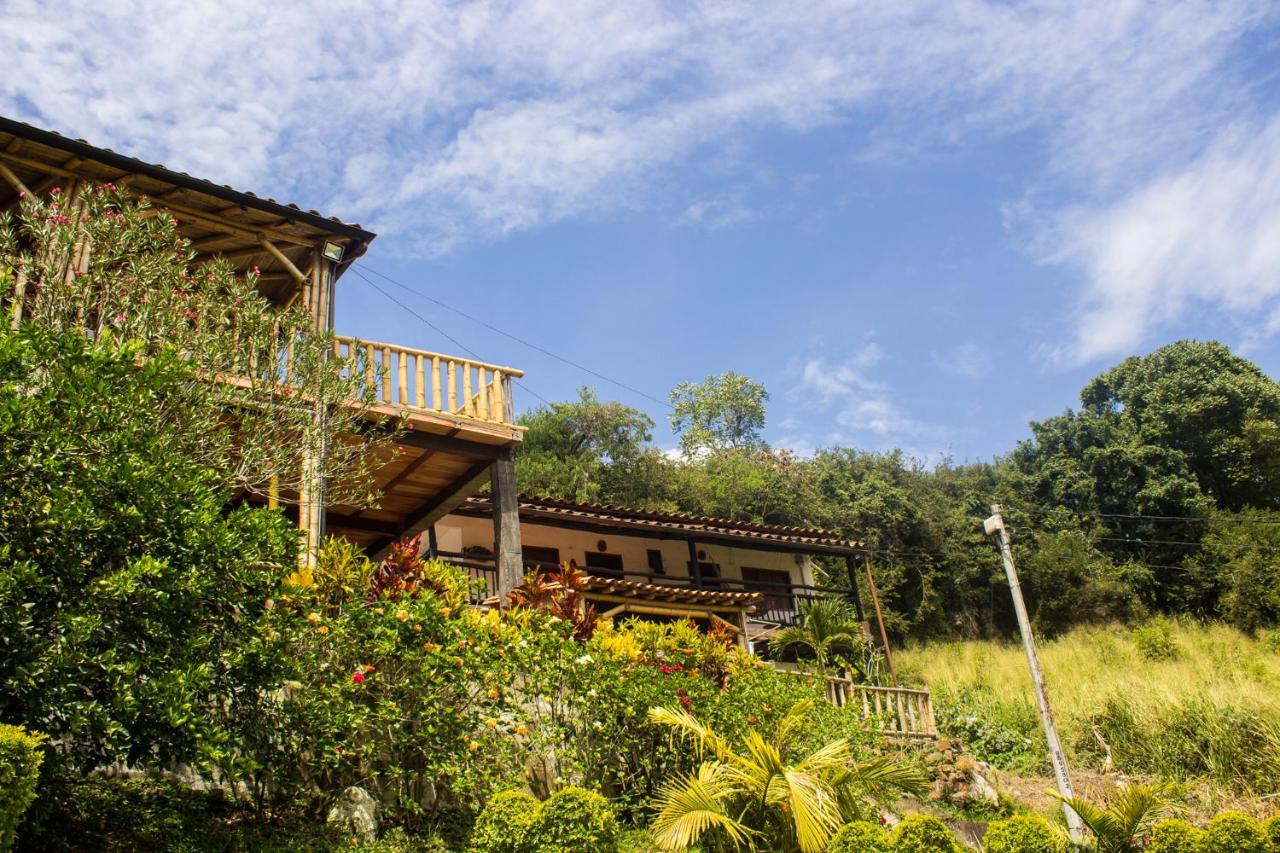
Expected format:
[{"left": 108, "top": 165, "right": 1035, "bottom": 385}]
[
  {"left": 688, "top": 539, "right": 704, "bottom": 588},
  {"left": 368, "top": 459, "right": 492, "bottom": 561},
  {"left": 258, "top": 238, "right": 308, "bottom": 285},
  {"left": 323, "top": 512, "right": 400, "bottom": 535},
  {"left": 491, "top": 448, "right": 523, "bottom": 603},
  {"left": 392, "top": 428, "right": 508, "bottom": 460},
  {"left": 0, "top": 162, "right": 31, "bottom": 197}
]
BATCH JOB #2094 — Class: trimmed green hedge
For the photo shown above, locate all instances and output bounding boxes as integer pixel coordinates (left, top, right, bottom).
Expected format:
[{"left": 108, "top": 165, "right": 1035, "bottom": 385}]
[
  {"left": 526, "top": 787, "right": 619, "bottom": 853},
  {"left": 828, "top": 820, "right": 892, "bottom": 852},
  {"left": 891, "top": 814, "right": 961, "bottom": 853},
  {"left": 1147, "top": 819, "right": 1203, "bottom": 853},
  {"left": 982, "top": 814, "right": 1060, "bottom": 853},
  {"left": 468, "top": 790, "right": 540, "bottom": 853},
  {"left": 0, "top": 725, "right": 44, "bottom": 852},
  {"left": 1201, "top": 810, "right": 1267, "bottom": 853},
  {"left": 469, "top": 786, "right": 619, "bottom": 853}
]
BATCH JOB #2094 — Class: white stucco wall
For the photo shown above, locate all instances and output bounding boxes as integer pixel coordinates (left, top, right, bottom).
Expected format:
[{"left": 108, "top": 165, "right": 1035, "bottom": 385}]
[{"left": 436, "top": 513, "right": 814, "bottom": 588}]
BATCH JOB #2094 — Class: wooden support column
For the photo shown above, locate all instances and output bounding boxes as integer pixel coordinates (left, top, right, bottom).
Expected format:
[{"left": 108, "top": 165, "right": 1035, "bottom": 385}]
[
  {"left": 844, "top": 555, "right": 867, "bottom": 623},
  {"left": 296, "top": 250, "right": 332, "bottom": 568},
  {"left": 687, "top": 539, "right": 704, "bottom": 588},
  {"left": 427, "top": 525, "right": 439, "bottom": 559},
  {"left": 490, "top": 447, "right": 523, "bottom": 602}
]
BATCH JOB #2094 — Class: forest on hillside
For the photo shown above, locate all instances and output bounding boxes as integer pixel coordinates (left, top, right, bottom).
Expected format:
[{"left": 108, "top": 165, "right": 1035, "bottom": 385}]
[{"left": 512, "top": 340, "right": 1280, "bottom": 642}]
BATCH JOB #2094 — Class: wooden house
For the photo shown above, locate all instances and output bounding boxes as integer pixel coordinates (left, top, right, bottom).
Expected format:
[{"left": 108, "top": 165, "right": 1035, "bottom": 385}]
[
  {"left": 0, "top": 117, "right": 527, "bottom": 592},
  {"left": 428, "top": 495, "right": 869, "bottom": 651}
]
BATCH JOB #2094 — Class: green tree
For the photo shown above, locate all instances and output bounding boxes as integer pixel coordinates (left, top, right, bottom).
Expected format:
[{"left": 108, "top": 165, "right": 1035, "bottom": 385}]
[
  {"left": 516, "top": 388, "right": 656, "bottom": 503},
  {"left": 769, "top": 599, "right": 868, "bottom": 674},
  {"left": 669, "top": 372, "right": 768, "bottom": 456},
  {"left": 0, "top": 328, "right": 297, "bottom": 773}
]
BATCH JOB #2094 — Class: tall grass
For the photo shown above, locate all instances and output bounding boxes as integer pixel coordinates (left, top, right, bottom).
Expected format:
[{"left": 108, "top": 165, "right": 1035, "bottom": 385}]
[{"left": 897, "top": 622, "right": 1280, "bottom": 795}]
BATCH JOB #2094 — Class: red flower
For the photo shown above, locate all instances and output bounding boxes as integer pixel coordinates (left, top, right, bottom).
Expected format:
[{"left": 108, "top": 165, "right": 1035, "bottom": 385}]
[
  {"left": 351, "top": 671, "right": 365, "bottom": 684},
  {"left": 679, "top": 695, "right": 691, "bottom": 710}
]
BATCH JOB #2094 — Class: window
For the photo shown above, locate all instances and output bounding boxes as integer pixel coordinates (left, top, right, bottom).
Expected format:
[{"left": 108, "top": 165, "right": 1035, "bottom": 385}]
[
  {"left": 646, "top": 549, "right": 665, "bottom": 574},
  {"left": 584, "top": 552, "right": 624, "bottom": 578},
  {"left": 741, "top": 567, "right": 796, "bottom": 617},
  {"left": 522, "top": 546, "right": 561, "bottom": 574},
  {"left": 690, "top": 561, "right": 721, "bottom": 589}
]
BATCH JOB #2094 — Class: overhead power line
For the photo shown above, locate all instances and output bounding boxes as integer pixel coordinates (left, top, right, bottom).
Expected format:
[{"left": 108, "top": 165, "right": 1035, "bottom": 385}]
[
  {"left": 349, "top": 267, "right": 552, "bottom": 407},
  {"left": 353, "top": 262, "right": 674, "bottom": 411},
  {"left": 1003, "top": 506, "right": 1280, "bottom": 526}
]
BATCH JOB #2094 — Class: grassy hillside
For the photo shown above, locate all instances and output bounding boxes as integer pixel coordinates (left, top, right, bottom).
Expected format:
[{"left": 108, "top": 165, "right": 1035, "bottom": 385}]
[{"left": 897, "top": 621, "right": 1280, "bottom": 799}]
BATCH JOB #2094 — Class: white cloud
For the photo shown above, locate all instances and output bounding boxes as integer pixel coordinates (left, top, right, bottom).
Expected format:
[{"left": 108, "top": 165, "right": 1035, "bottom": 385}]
[
  {"left": 1051, "top": 116, "right": 1280, "bottom": 362},
  {"left": 6, "top": 2, "right": 1280, "bottom": 358},
  {"left": 793, "top": 346, "right": 935, "bottom": 443},
  {"left": 1, "top": 0, "right": 1270, "bottom": 263},
  {"left": 934, "top": 342, "right": 991, "bottom": 378}
]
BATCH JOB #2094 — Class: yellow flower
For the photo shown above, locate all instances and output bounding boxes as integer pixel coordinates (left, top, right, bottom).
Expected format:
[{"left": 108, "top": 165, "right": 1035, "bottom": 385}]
[
  {"left": 441, "top": 607, "right": 452, "bottom": 618},
  {"left": 468, "top": 740, "right": 481, "bottom": 752},
  {"left": 515, "top": 725, "right": 528, "bottom": 736},
  {"left": 316, "top": 625, "right": 329, "bottom": 635},
  {"left": 485, "top": 719, "right": 498, "bottom": 730},
  {"left": 414, "top": 624, "right": 423, "bottom": 632},
  {"left": 487, "top": 687, "right": 500, "bottom": 700},
  {"left": 395, "top": 609, "right": 409, "bottom": 622},
  {"left": 306, "top": 612, "right": 321, "bottom": 623}
]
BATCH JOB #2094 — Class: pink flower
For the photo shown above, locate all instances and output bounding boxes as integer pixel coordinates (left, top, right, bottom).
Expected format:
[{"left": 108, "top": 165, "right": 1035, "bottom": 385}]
[
  {"left": 352, "top": 671, "right": 365, "bottom": 685},
  {"left": 105, "top": 182, "right": 116, "bottom": 190},
  {"left": 113, "top": 314, "right": 126, "bottom": 325},
  {"left": 252, "top": 265, "right": 260, "bottom": 276},
  {"left": 50, "top": 187, "right": 60, "bottom": 196}
]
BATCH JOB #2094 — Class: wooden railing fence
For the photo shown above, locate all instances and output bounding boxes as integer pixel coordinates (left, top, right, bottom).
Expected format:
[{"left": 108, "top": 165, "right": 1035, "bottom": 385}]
[
  {"left": 333, "top": 336, "right": 522, "bottom": 427},
  {"left": 786, "top": 671, "right": 936, "bottom": 739}
]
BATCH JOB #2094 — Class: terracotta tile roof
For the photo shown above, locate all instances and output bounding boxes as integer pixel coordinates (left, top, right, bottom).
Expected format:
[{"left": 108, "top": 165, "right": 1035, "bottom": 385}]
[
  {"left": 458, "top": 494, "right": 863, "bottom": 556},
  {"left": 585, "top": 575, "right": 764, "bottom": 609}
]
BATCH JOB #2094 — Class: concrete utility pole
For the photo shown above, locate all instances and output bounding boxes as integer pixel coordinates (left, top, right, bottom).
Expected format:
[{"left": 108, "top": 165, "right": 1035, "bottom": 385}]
[{"left": 984, "top": 504, "right": 1083, "bottom": 843}]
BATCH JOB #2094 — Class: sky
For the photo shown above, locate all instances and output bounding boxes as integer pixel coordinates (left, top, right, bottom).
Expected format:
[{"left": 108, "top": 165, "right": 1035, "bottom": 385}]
[{"left": 5, "top": 1, "right": 1280, "bottom": 462}]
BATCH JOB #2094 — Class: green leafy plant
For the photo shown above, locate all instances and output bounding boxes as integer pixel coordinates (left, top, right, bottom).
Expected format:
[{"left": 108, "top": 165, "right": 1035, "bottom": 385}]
[
  {"left": 0, "top": 725, "right": 44, "bottom": 852},
  {"left": 298, "top": 535, "right": 378, "bottom": 610},
  {"left": 1199, "top": 810, "right": 1266, "bottom": 853},
  {"left": 1131, "top": 617, "right": 1180, "bottom": 662},
  {"left": 890, "top": 814, "right": 962, "bottom": 852},
  {"left": 508, "top": 562, "right": 598, "bottom": 640},
  {"left": 469, "top": 790, "right": 540, "bottom": 853},
  {"left": 525, "top": 786, "right": 620, "bottom": 852},
  {"left": 826, "top": 820, "right": 891, "bottom": 852},
  {"left": 646, "top": 699, "right": 924, "bottom": 852},
  {"left": 981, "top": 814, "right": 1061, "bottom": 853},
  {"left": 1051, "top": 783, "right": 1180, "bottom": 852},
  {"left": 1146, "top": 818, "right": 1203, "bottom": 853},
  {"left": 769, "top": 598, "right": 869, "bottom": 675}
]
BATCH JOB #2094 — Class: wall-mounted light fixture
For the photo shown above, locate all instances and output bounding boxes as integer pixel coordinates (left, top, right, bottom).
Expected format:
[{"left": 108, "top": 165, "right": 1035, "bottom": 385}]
[{"left": 321, "top": 240, "right": 345, "bottom": 263}]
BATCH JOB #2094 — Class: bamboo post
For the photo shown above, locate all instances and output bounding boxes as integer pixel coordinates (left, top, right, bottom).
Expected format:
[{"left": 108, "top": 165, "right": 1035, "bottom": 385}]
[
  {"left": 364, "top": 344, "right": 375, "bottom": 396},
  {"left": 10, "top": 264, "right": 27, "bottom": 331},
  {"left": 381, "top": 346, "right": 392, "bottom": 402},
  {"left": 492, "top": 370, "right": 505, "bottom": 422},
  {"left": 432, "top": 356, "right": 442, "bottom": 410},
  {"left": 462, "top": 363, "right": 473, "bottom": 416},
  {"left": 414, "top": 355, "right": 425, "bottom": 408},
  {"left": 447, "top": 360, "right": 457, "bottom": 411},
  {"left": 397, "top": 350, "right": 408, "bottom": 404},
  {"left": 863, "top": 555, "right": 898, "bottom": 685},
  {"left": 477, "top": 368, "right": 489, "bottom": 421}
]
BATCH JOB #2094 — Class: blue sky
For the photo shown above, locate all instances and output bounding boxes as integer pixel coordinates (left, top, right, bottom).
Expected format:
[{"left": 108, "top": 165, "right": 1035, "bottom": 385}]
[{"left": 5, "top": 2, "right": 1280, "bottom": 460}]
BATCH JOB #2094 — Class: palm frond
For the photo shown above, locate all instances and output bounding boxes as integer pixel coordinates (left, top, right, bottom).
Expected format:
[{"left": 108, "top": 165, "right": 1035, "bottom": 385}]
[
  {"left": 782, "top": 769, "right": 844, "bottom": 853},
  {"left": 835, "top": 755, "right": 928, "bottom": 799},
  {"left": 650, "top": 763, "right": 753, "bottom": 852},
  {"left": 649, "top": 705, "right": 734, "bottom": 761},
  {"left": 772, "top": 699, "right": 815, "bottom": 750}
]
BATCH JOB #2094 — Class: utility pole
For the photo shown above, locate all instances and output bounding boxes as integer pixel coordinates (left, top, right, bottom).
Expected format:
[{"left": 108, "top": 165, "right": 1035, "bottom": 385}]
[{"left": 984, "top": 505, "right": 1083, "bottom": 843}]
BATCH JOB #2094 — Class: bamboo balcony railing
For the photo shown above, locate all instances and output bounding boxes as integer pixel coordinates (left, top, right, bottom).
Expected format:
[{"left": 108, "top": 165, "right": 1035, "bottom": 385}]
[
  {"left": 333, "top": 336, "right": 523, "bottom": 428},
  {"left": 829, "top": 680, "right": 937, "bottom": 739}
]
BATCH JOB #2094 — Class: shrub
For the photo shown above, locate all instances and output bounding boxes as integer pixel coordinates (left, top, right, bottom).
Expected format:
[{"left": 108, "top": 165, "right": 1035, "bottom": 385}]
[
  {"left": 469, "top": 790, "right": 540, "bottom": 853},
  {"left": 1263, "top": 814, "right": 1280, "bottom": 852},
  {"left": 1146, "top": 818, "right": 1203, "bottom": 853},
  {"left": 525, "top": 786, "right": 620, "bottom": 853},
  {"left": 890, "top": 814, "right": 961, "bottom": 852},
  {"left": 0, "top": 725, "right": 43, "bottom": 852},
  {"left": 1200, "top": 811, "right": 1266, "bottom": 853},
  {"left": 1131, "top": 617, "right": 1180, "bottom": 661},
  {"left": 981, "top": 814, "right": 1059, "bottom": 853},
  {"left": 828, "top": 820, "right": 892, "bottom": 852}
]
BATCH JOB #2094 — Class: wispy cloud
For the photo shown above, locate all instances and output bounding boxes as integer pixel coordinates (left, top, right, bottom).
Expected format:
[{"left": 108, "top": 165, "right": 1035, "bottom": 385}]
[
  {"left": 933, "top": 342, "right": 992, "bottom": 379},
  {"left": 2, "top": 2, "right": 1278, "bottom": 356},
  {"left": 1050, "top": 116, "right": 1280, "bottom": 363}
]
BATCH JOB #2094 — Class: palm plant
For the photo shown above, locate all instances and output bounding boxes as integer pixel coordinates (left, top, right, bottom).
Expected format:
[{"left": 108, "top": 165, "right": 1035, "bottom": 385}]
[
  {"left": 769, "top": 598, "right": 867, "bottom": 675},
  {"left": 1050, "top": 783, "right": 1181, "bottom": 852},
  {"left": 647, "top": 700, "right": 924, "bottom": 853}
]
